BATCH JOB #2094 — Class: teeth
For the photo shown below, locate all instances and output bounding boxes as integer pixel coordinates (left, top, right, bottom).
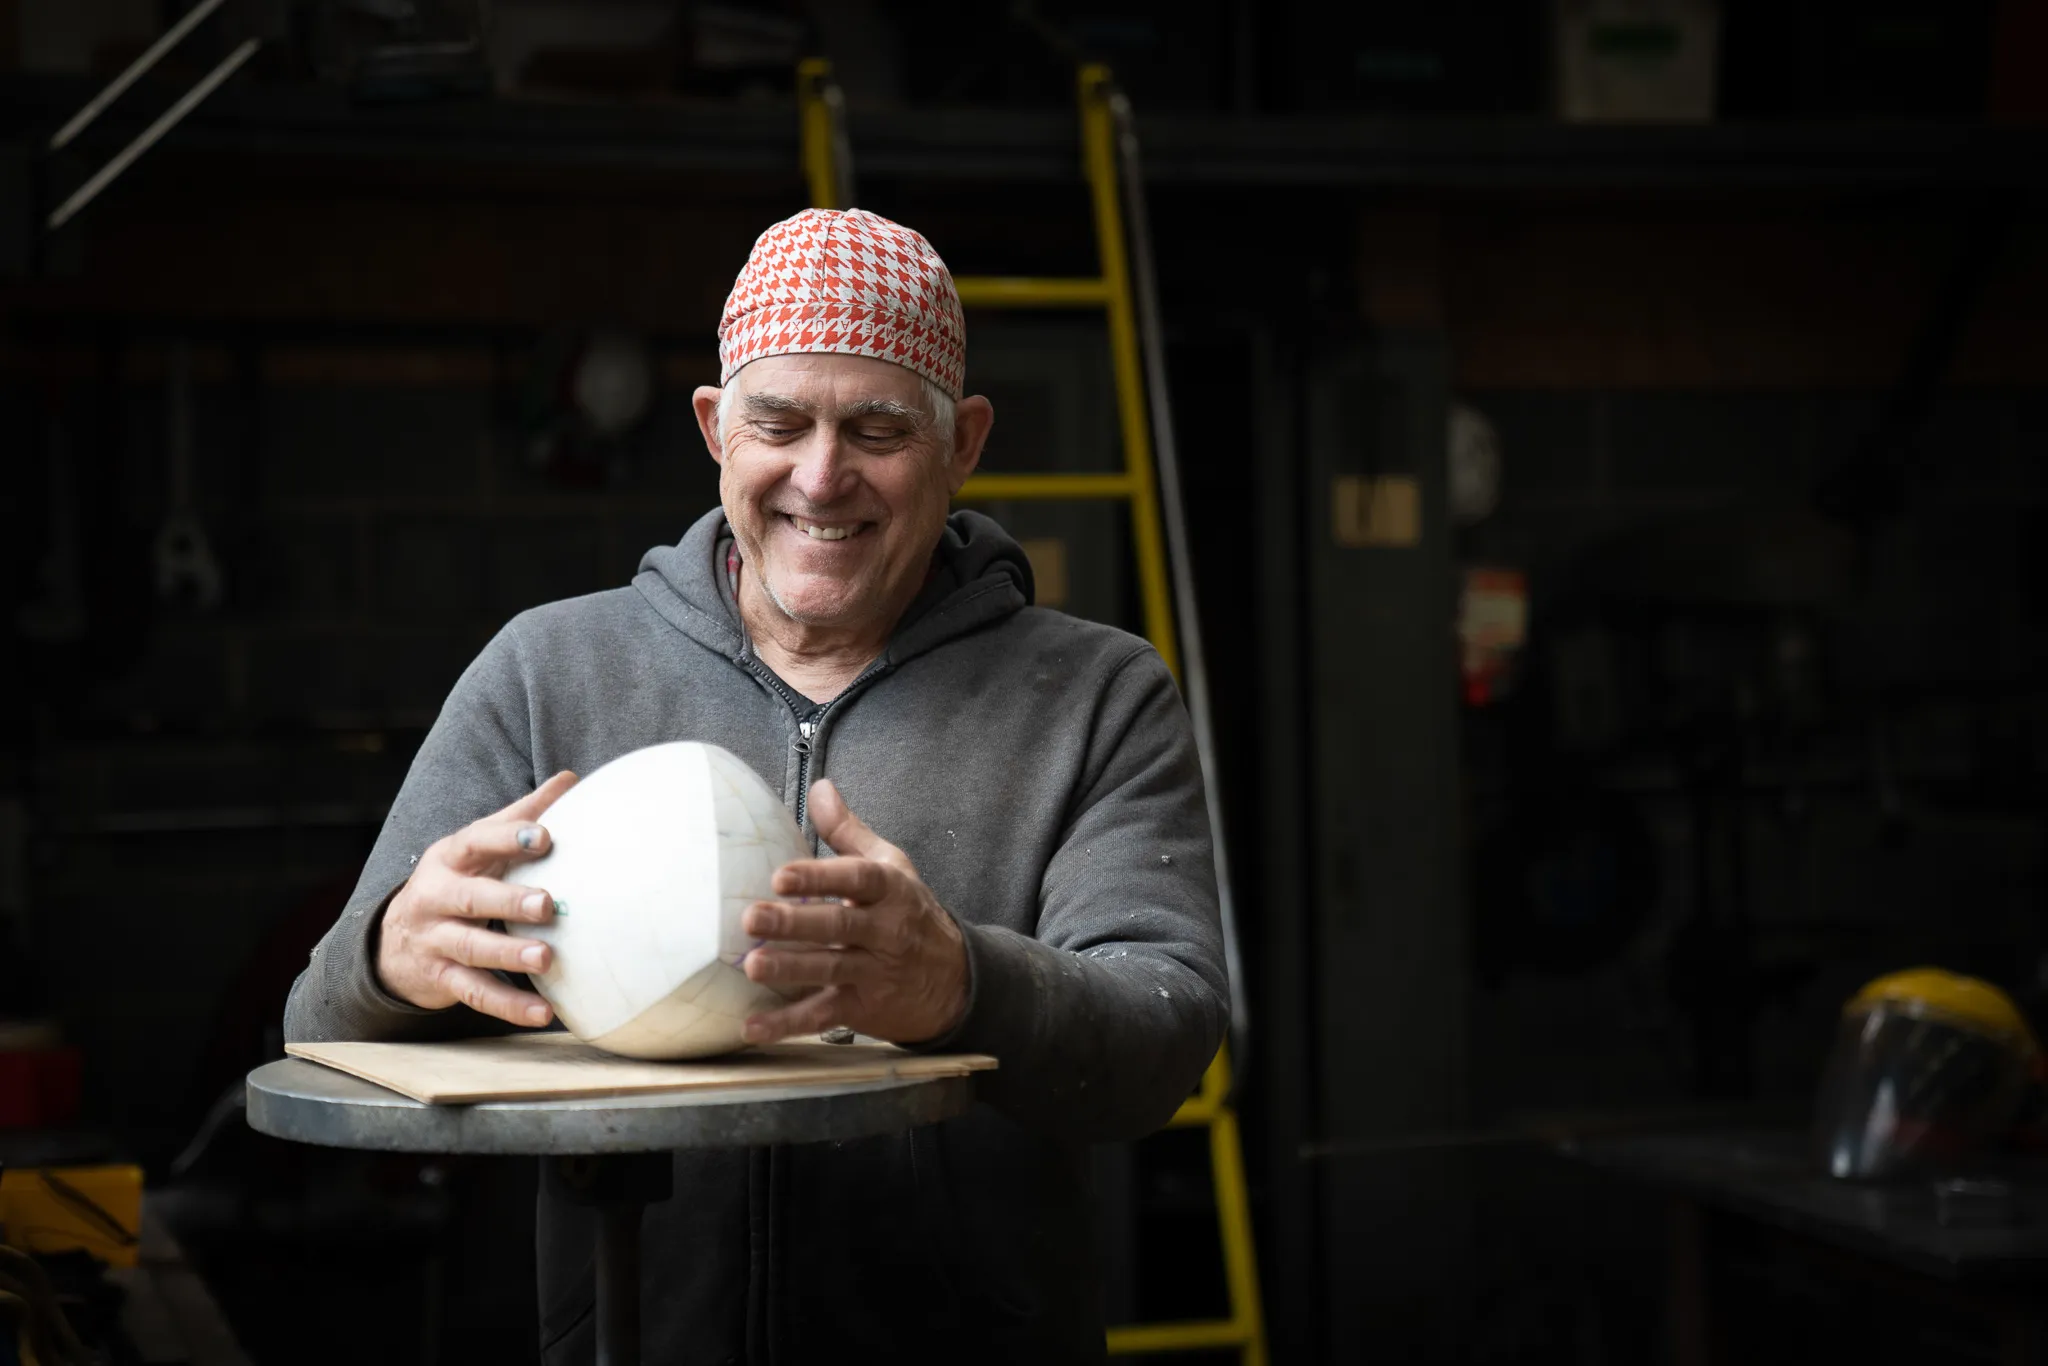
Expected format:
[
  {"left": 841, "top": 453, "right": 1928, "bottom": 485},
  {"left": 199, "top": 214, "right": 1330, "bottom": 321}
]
[{"left": 795, "top": 519, "right": 853, "bottom": 541}]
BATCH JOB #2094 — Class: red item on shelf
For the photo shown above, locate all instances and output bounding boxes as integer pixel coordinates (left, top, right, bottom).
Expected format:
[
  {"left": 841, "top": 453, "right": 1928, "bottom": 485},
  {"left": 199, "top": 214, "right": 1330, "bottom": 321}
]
[{"left": 0, "top": 1047, "right": 83, "bottom": 1128}]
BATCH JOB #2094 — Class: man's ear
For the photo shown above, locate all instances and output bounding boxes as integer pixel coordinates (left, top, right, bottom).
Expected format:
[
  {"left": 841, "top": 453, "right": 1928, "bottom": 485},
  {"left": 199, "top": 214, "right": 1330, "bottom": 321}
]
[
  {"left": 947, "top": 395, "right": 995, "bottom": 493},
  {"left": 693, "top": 386, "right": 725, "bottom": 465}
]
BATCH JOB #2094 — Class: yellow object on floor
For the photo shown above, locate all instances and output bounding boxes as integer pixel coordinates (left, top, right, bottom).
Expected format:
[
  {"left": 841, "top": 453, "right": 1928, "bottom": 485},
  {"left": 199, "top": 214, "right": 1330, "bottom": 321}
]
[{"left": 0, "top": 1164, "right": 143, "bottom": 1269}]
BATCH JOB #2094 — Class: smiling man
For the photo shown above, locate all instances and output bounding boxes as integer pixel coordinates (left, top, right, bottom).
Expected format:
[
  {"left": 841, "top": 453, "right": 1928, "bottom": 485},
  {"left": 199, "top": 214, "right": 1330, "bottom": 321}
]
[{"left": 283, "top": 208, "right": 1228, "bottom": 1364}]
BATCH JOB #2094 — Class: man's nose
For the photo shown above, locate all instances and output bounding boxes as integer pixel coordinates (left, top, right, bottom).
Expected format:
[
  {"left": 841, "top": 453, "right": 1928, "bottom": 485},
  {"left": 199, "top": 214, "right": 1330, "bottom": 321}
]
[{"left": 786, "top": 429, "right": 854, "bottom": 503}]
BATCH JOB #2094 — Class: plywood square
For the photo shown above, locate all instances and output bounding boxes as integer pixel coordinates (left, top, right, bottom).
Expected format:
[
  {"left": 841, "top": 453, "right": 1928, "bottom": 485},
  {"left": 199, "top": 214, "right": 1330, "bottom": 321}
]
[{"left": 286, "top": 1032, "right": 997, "bottom": 1106}]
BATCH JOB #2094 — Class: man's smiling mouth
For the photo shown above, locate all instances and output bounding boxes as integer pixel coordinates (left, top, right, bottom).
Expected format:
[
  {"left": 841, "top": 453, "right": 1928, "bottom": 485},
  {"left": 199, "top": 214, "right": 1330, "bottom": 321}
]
[{"left": 786, "top": 515, "right": 869, "bottom": 542}]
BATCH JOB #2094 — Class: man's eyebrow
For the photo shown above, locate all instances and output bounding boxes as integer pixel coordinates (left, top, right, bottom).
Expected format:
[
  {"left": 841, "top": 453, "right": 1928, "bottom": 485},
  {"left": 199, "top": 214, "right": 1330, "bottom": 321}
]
[
  {"left": 740, "top": 393, "right": 929, "bottom": 427},
  {"left": 835, "top": 398, "right": 926, "bottom": 426},
  {"left": 741, "top": 393, "right": 812, "bottom": 417}
]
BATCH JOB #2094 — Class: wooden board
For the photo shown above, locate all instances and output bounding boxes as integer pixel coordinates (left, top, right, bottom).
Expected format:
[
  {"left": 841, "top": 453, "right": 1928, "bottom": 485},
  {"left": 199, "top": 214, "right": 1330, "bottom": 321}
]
[{"left": 285, "top": 1032, "right": 997, "bottom": 1106}]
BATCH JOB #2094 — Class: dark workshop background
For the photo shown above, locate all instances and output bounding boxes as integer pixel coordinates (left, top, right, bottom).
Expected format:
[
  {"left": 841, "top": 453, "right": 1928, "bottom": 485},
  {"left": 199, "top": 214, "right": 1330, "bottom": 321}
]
[{"left": 4, "top": 1, "right": 2048, "bottom": 1363}]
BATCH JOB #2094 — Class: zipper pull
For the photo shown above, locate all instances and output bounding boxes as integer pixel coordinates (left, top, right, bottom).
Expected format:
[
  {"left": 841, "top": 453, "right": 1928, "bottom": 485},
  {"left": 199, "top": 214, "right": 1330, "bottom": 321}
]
[{"left": 792, "top": 719, "right": 819, "bottom": 834}]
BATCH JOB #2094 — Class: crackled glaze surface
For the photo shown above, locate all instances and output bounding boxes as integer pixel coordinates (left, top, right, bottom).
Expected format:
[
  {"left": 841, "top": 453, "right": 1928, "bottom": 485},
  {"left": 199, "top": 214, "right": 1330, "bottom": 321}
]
[{"left": 522, "top": 742, "right": 808, "bottom": 1059}]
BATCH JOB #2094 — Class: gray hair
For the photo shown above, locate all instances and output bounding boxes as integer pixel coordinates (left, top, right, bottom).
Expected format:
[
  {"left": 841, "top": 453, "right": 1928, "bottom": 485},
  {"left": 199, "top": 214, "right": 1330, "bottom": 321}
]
[{"left": 716, "top": 371, "right": 957, "bottom": 458}]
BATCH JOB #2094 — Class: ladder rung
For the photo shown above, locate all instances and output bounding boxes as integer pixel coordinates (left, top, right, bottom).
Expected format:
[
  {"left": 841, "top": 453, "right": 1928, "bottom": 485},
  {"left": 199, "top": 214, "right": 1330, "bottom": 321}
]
[
  {"left": 955, "top": 473, "right": 1134, "bottom": 501},
  {"left": 954, "top": 276, "right": 1110, "bottom": 308},
  {"left": 1107, "top": 1319, "right": 1259, "bottom": 1354}
]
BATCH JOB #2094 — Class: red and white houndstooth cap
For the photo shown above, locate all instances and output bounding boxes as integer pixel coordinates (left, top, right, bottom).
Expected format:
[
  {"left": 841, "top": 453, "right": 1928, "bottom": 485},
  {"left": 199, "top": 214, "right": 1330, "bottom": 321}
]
[{"left": 717, "top": 208, "right": 966, "bottom": 400}]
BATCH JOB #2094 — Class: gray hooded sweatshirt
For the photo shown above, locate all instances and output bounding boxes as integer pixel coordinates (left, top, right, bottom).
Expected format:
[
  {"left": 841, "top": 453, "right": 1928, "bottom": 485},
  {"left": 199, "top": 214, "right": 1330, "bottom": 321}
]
[{"left": 282, "top": 506, "right": 1228, "bottom": 1364}]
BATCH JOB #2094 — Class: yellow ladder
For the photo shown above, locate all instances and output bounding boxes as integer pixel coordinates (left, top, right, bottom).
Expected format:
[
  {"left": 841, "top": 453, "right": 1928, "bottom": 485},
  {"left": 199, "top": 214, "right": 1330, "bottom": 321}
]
[{"left": 798, "top": 59, "right": 1266, "bottom": 1365}]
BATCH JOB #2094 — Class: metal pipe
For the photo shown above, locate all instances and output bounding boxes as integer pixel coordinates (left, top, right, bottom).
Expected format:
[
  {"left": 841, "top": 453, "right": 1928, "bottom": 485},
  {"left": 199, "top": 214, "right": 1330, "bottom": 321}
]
[
  {"left": 595, "top": 1201, "right": 642, "bottom": 1366},
  {"left": 826, "top": 83, "right": 855, "bottom": 209},
  {"left": 1078, "top": 67, "right": 1180, "bottom": 683},
  {"left": 48, "top": 36, "right": 261, "bottom": 231},
  {"left": 48, "top": 0, "right": 229, "bottom": 151},
  {"left": 1108, "top": 86, "right": 1251, "bottom": 1093}
]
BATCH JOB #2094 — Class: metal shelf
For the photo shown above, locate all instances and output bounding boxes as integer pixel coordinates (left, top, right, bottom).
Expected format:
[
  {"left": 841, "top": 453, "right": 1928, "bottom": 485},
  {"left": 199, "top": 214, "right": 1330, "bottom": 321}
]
[{"left": 7, "top": 72, "right": 2048, "bottom": 192}]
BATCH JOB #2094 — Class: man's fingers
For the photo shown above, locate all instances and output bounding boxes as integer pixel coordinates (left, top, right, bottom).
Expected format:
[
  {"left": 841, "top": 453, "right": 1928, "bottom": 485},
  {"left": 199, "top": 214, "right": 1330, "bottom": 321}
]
[
  {"left": 430, "top": 918, "right": 553, "bottom": 975},
  {"left": 743, "top": 984, "right": 850, "bottom": 1044},
  {"left": 501, "top": 770, "right": 579, "bottom": 823},
  {"left": 742, "top": 945, "right": 870, "bottom": 988},
  {"left": 743, "top": 898, "right": 867, "bottom": 945},
  {"left": 443, "top": 818, "right": 552, "bottom": 874},
  {"left": 806, "top": 780, "right": 908, "bottom": 868},
  {"left": 768, "top": 856, "right": 895, "bottom": 906},
  {"left": 435, "top": 963, "right": 554, "bottom": 1027},
  {"left": 438, "top": 773, "right": 577, "bottom": 874},
  {"left": 446, "top": 875, "right": 556, "bottom": 924}
]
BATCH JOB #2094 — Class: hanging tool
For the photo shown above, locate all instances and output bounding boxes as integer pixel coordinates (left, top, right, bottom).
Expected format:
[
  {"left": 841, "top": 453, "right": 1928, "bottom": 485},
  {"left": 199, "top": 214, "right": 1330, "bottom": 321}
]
[{"left": 155, "top": 339, "right": 225, "bottom": 611}]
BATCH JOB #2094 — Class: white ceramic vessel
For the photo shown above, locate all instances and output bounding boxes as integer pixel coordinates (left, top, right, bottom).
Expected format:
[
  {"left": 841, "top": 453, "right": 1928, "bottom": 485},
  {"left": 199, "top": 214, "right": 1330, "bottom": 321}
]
[{"left": 520, "top": 741, "right": 808, "bottom": 1059}]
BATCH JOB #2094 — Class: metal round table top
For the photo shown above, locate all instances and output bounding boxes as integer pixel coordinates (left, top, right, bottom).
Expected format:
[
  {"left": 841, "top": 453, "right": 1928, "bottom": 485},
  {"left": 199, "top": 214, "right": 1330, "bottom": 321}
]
[{"left": 245, "top": 1057, "right": 976, "bottom": 1157}]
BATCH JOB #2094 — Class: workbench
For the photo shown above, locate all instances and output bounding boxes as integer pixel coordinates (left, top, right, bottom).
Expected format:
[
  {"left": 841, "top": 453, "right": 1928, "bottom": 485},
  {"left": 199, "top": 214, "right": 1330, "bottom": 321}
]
[{"left": 1565, "top": 1129, "right": 2048, "bottom": 1366}]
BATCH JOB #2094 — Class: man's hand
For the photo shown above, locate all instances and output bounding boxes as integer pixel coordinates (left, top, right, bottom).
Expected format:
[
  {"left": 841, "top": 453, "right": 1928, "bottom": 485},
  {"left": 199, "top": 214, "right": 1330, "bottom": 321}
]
[
  {"left": 739, "top": 779, "right": 970, "bottom": 1046},
  {"left": 375, "top": 770, "right": 579, "bottom": 1026}
]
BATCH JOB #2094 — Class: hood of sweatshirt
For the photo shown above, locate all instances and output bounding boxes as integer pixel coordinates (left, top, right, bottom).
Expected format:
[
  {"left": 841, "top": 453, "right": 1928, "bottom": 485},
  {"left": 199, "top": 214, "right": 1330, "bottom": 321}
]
[{"left": 631, "top": 506, "right": 1034, "bottom": 670}]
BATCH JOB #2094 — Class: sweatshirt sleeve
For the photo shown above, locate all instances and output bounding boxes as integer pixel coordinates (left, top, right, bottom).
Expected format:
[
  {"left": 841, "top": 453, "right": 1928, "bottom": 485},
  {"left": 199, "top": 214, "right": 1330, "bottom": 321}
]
[
  {"left": 910, "top": 648, "right": 1230, "bottom": 1143},
  {"left": 282, "top": 624, "right": 544, "bottom": 1045}
]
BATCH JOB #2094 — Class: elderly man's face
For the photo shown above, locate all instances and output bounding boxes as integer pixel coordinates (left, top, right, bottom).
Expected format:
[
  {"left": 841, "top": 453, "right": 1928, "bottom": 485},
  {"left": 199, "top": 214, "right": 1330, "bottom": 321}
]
[{"left": 697, "top": 353, "right": 987, "bottom": 638}]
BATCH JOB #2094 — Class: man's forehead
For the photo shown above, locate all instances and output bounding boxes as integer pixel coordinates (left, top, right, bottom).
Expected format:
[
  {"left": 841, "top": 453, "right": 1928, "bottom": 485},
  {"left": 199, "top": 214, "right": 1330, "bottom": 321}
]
[{"left": 731, "top": 353, "right": 925, "bottom": 404}]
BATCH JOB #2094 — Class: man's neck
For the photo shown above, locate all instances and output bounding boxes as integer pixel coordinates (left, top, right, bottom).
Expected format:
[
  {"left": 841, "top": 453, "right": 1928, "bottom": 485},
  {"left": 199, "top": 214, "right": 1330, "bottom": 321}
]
[{"left": 737, "top": 574, "right": 892, "bottom": 705}]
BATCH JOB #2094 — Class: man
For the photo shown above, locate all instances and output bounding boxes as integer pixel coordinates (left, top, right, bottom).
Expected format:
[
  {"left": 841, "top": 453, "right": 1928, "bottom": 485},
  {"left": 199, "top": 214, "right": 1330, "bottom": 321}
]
[{"left": 284, "top": 207, "right": 1228, "bottom": 1363}]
